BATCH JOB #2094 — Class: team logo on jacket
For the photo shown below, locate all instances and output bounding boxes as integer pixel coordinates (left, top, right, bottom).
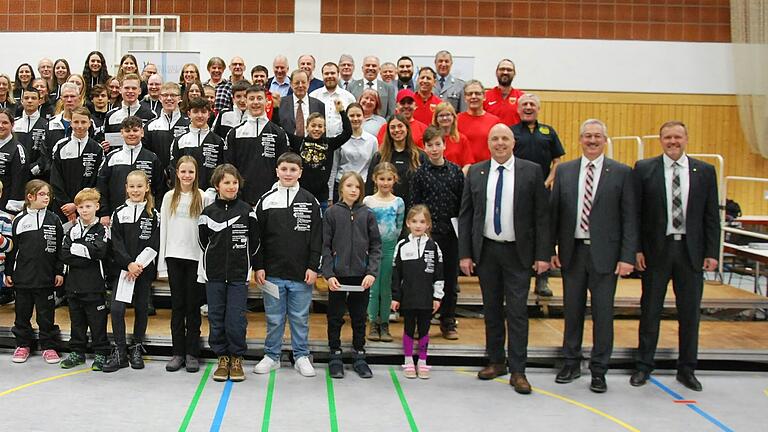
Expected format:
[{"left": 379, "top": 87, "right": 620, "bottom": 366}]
[
  {"left": 83, "top": 152, "right": 98, "bottom": 177},
  {"left": 231, "top": 222, "right": 248, "bottom": 249},
  {"left": 293, "top": 202, "right": 312, "bottom": 232},
  {"left": 43, "top": 224, "right": 58, "bottom": 253},
  {"left": 423, "top": 249, "right": 435, "bottom": 273},
  {"left": 135, "top": 160, "right": 154, "bottom": 180},
  {"left": 139, "top": 217, "right": 154, "bottom": 240},
  {"left": 262, "top": 133, "right": 277, "bottom": 158}
]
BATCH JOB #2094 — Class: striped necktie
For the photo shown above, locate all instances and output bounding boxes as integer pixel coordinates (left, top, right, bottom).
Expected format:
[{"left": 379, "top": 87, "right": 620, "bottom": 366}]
[
  {"left": 580, "top": 162, "right": 595, "bottom": 234},
  {"left": 671, "top": 161, "right": 684, "bottom": 229}
]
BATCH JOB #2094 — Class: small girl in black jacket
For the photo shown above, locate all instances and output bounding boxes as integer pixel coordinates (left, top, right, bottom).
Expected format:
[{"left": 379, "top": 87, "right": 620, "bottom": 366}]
[
  {"left": 322, "top": 172, "right": 381, "bottom": 379},
  {"left": 103, "top": 170, "right": 160, "bottom": 373},
  {"left": 6, "top": 180, "right": 64, "bottom": 364},
  {"left": 391, "top": 205, "right": 444, "bottom": 379}
]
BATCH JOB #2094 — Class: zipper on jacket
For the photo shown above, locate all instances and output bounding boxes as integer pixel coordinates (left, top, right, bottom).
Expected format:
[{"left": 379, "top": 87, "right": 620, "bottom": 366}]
[
  {"left": 348, "top": 206, "right": 354, "bottom": 272},
  {"left": 224, "top": 202, "right": 229, "bottom": 283}
]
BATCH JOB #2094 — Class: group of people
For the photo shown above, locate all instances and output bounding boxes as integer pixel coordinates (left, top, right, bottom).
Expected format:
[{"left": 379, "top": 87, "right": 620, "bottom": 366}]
[{"left": 0, "top": 49, "right": 719, "bottom": 394}]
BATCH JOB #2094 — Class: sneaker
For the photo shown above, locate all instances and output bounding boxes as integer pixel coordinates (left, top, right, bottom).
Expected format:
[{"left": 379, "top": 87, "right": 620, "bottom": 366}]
[
  {"left": 0, "top": 292, "right": 15, "bottom": 305},
  {"left": 42, "top": 349, "right": 61, "bottom": 364},
  {"left": 441, "top": 325, "right": 459, "bottom": 340},
  {"left": 166, "top": 355, "right": 185, "bottom": 372},
  {"left": 253, "top": 356, "right": 280, "bottom": 374},
  {"left": 200, "top": 304, "right": 208, "bottom": 316},
  {"left": 60, "top": 352, "right": 85, "bottom": 369},
  {"left": 91, "top": 354, "right": 107, "bottom": 371},
  {"left": 417, "top": 362, "right": 431, "bottom": 379},
  {"left": 294, "top": 356, "right": 316, "bottom": 377},
  {"left": 367, "top": 323, "right": 381, "bottom": 342},
  {"left": 129, "top": 344, "right": 146, "bottom": 369},
  {"left": 352, "top": 351, "right": 373, "bottom": 379},
  {"left": 328, "top": 350, "right": 344, "bottom": 379},
  {"left": 379, "top": 323, "right": 394, "bottom": 342},
  {"left": 12, "top": 346, "right": 30, "bottom": 363},
  {"left": 102, "top": 347, "right": 129, "bottom": 372},
  {"left": 535, "top": 279, "right": 553, "bottom": 297},
  {"left": 213, "top": 356, "right": 229, "bottom": 382},
  {"left": 403, "top": 363, "right": 417, "bottom": 379},
  {"left": 229, "top": 356, "right": 246, "bottom": 382},
  {"left": 185, "top": 355, "right": 200, "bottom": 373}
]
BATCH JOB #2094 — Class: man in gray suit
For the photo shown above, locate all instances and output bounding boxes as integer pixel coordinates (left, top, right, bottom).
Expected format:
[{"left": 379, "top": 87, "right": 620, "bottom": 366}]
[
  {"left": 277, "top": 70, "right": 325, "bottom": 136},
  {"left": 549, "top": 119, "right": 637, "bottom": 393},
  {"left": 459, "top": 123, "right": 550, "bottom": 394},
  {"left": 434, "top": 50, "right": 466, "bottom": 113},
  {"left": 348, "top": 55, "right": 396, "bottom": 118}
]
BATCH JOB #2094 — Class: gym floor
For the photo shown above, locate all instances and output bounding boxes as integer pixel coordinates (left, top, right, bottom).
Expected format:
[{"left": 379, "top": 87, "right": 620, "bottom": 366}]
[{"left": 0, "top": 352, "right": 765, "bottom": 431}]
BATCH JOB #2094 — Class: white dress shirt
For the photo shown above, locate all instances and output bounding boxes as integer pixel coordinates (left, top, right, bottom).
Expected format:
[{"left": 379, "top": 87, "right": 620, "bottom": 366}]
[
  {"left": 292, "top": 94, "right": 310, "bottom": 132},
  {"left": 309, "top": 85, "right": 356, "bottom": 137},
  {"left": 484, "top": 157, "right": 516, "bottom": 241},
  {"left": 364, "top": 79, "right": 378, "bottom": 92},
  {"left": 663, "top": 153, "right": 690, "bottom": 235},
  {"left": 574, "top": 154, "right": 604, "bottom": 239}
]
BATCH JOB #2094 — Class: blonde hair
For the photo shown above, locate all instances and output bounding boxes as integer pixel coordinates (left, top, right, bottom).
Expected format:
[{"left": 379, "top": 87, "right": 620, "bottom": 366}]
[
  {"left": 406, "top": 204, "right": 432, "bottom": 235},
  {"left": 338, "top": 171, "right": 364, "bottom": 205},
  {"left": 431, "top": 102, "right": 459, "bottom": 142},
  {"left": 125, "top": 170, "right": 155, "bottom": 216},
  {"left": 170, "top": 156, "right": 203, "bottom": 218},
  {"left": 371, "top": 162, "right": 399, "bottom": 193},
  {"left": 74, "top": 188, "right": 100, "bottom": 205}
]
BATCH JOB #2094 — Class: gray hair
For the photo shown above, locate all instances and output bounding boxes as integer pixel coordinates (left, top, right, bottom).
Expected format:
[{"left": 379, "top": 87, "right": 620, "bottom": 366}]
[
  {"left": 435, "top": 50, "right": 453, "bottom": 61},
  {"left": 463, "top": 79, "right": 484, "bottom": 92},
  {"left": 517, "top": 93, "right": 541, "bottom": 110},
  {"left": 60, "top": 82, "right": 79, "bottom": 94},
  {"left": 338, "top": 54, "right": 354, "bottom": 65},
  {"left": 579, "top": 119, "right": 608, "bottom": 137}
]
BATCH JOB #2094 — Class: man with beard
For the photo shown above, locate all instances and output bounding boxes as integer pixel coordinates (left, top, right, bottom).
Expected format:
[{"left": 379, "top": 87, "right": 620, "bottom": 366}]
[
  {"left": 395, "top": 56, "right": 416, "bottom": 91},
  {"left": 485, "top": 59, "right": 525, "bottom": 126},
  {"left": 310, "top": 62, "right": 356, "bottom": 137},
  {"left": 338, "top": 54, "right": 355, "bottom": 90},
  {"left": 433, "top": 50, "right": 466, "bottom": 113},
  {"left": 512, "top": 93, "right": 564, "bottom": 297}
]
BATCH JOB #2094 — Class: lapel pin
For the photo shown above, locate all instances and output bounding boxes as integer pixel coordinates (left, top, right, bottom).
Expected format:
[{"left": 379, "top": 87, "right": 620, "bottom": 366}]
[
  {"left": 693, "top": 168, "right": 697, "bottom": 172},
  {"left": 481, "top": 170, "right": 485, "bottom": 175}
]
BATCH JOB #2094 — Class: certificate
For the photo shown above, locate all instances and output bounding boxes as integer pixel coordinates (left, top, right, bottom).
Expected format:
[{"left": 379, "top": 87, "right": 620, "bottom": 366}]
[
  {"left": 115, "top": 270, "right": 135, "bottom": 303},
  {"left": 338, "top": 284, "right": 364, "bottom": 292},
  {"left": 104, "top": 132, "right": 126, "bottom": 148},
  {"left": 260, "top": 280, "right": 280, "bottom": 299}
]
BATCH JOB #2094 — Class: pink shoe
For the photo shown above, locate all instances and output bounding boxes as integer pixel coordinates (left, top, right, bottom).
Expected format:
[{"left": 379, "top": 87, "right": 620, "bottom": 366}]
[
  {"left": 42, "top": 349, "right": 60, "bottom": 364},
  {"left": 417, "top": 363, "right": 431, "bottom": 379},
  {"left": 403, "top": 363, "right": 417, "bottom": 379},
  {"left": 12, "top": 347, "right": 30, "bottom": 363}
]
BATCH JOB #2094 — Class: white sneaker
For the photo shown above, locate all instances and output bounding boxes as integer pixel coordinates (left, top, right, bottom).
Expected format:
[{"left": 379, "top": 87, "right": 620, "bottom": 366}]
[
  {"left": 253, "top": 356, "right": 280, "bottom": 374},
  {"left": 200, "top": 304, "right": 208, "bottom": 316},
  {"left": 294, "top": 356, "right": 316, "bottom": 377}
]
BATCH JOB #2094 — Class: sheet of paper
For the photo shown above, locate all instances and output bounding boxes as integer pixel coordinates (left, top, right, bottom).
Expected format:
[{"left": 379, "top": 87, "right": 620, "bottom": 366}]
[
  {"left": 260, "top": 280, "right": 280, "bottom": 299},
  {"left": 338, "top": 284, "right": 364, "bottom": 292},
  {"left": 451, "top": 217, "right": 459, "bottom": 237},
  {"left": 135, "top": 247, "right": 157, "bottom": 267},
  {"left": 115, "top": 270, "right": 135, "bottom": 303},
  {"left": 104, "top": 132, "right": 126, "bottom": 148}
]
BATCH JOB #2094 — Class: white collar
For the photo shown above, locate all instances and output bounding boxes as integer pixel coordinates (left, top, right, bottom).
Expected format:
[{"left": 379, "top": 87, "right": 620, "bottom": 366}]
[
  {"left": 22, "top": 110, "right": 40, "bottom": 123},
  {"left": 125, "top": 199, "right": 147, "bottom": 208},
  {"left": 580, "top": 154, "right": 604, "bottom": 169},
  {"left": 246, "top": 113, "right": 269, "bottom": 122},
  {"left": 490, "top": 156, "right": 515, "bottom": 171},
  {"left": 122, "top": 101, "right": 141, "bottom": 110},
  {"left": 189, "top": 125, "right": 209, "bottom": 134},
  {"left": 663, "top": 153, "right": 688, "bottom": 168},
  {"left": 0, "top": 135, "right": 13, "bottom": 146},
  {"left": 27, "top": 207, "right": 45, "bottom": 214},
  {"left": 275, "top": 182, "right": 300, "bottom": 193}
]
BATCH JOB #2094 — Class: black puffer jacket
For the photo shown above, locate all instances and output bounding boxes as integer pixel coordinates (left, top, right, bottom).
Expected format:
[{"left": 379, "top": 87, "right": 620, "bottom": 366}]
[{"left": 321, "top": 201, "right": 382, "bottom": 279}]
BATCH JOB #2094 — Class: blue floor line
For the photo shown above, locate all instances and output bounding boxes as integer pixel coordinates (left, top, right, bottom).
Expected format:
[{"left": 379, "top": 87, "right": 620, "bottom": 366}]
[
  {"left": 650, "top": 377, "right": 734, "bottom": 432},
  {"left": 210, "top": 380, "right": 234, "bottom": 432}
]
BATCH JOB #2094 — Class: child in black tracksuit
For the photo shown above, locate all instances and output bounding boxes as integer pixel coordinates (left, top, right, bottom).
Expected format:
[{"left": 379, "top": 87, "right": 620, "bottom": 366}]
[
  {"left": 102, "top": 170, "right": 160, "bottom": 373},
  {"left": 198, "top": 164, "right": 258, "bottom": 383},
  {"left": 59, "top": 188, "right": 110, "bottom": 371},
  {"left": 322, "top": 172, "right": 381, "bottom": 379},
  {"left": 391, "top": 205, "right": 444, "bottom": 379},
  {"left": 6, "top": 180, "right": 64, "bottom": 364}
]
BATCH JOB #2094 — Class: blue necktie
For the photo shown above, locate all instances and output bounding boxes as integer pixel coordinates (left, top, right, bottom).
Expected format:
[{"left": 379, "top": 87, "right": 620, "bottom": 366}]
[{"left": 494, "top": 165, "right": 504, "bottom": 235}]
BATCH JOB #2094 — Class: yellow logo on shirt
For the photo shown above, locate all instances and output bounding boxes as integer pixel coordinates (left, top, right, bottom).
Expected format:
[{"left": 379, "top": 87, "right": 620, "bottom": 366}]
[{"left": 539, "top": 126, "right": 550, "bottom": 135}]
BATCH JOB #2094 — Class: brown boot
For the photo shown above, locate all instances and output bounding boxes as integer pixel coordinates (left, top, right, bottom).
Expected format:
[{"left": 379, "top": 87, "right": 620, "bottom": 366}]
[
  {"left": 229, "top": 356, "right": 245, "bottom": 382},
  {"left": 379, "top": 323, "right": 394, "bottom": 342},
  {"left": 478, "top": 363, "right": 507, "bottom": 380},
  {"left": 367, "top": 322, "right": 381, "bottom": 341},
  {"left": 510, "top": 372, "right": 532, "bottom": 394},
  {"left": 212, "top": 355, "right": 229, "bottom": 382}
]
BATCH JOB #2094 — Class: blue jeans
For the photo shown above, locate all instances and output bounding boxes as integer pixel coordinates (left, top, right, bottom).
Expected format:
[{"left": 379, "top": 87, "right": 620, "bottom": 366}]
[
  {"left": 206, "top": 280, "right": 248, "bottom": 357},
  {"left": 263, "top": 277, "right": 313, "bottom": 360}
]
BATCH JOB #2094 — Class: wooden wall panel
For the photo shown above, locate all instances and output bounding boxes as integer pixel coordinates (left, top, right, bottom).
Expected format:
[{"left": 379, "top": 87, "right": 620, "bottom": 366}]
[{"left": 534, "top": 91, "right": 768, "bottom": 216}]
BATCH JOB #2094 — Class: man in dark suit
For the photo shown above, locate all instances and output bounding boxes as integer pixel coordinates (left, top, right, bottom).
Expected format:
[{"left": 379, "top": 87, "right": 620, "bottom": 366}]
[
  {"left": 630, "top": 120, "right": 720, "bottom": 392},
  {"left": 348, "top": 55, "right": 396, "bottom": 119},
  {"left": 277, "top": 70, "right": 325, "bottom": 136},
  {"left": 459, "top": 123, "right": 550, "bottom": 394},
  {"left": 550, "top": 119, "right": 637, "bottom": 393}
]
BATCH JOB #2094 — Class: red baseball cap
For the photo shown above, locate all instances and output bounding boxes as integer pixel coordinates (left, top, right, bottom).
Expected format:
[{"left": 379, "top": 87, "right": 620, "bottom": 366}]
[{"left": 396, "top": 89, "right": 416, "bottom": 103}]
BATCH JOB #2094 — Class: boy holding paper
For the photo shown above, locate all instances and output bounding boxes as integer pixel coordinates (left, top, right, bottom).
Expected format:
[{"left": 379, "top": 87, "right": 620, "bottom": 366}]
[{"left": 59, "top": 188, "right": 110, "bottom": 370}]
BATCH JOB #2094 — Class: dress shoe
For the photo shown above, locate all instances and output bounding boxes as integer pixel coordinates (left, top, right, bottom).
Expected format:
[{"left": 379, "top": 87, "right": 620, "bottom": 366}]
[
  {"left": 630, "top": 370, "right": 650, "bottom": 387},
  {"left": 509, "top": 372, "right": 532, "bottom": 394},
  {"left": 477, "top": 363, "right": 508, "bottom": 380},
  {"left": 590, "top": 375, "right": 607, "bottom": 393},
  {"left": 555, "top": 365, "right": 581, "bottom": 383},
  {"left": 676, "top": 371, "right": 702, "bottom": 392}
]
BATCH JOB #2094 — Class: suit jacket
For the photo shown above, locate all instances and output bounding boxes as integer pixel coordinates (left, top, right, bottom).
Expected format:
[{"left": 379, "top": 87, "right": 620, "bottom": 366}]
[
  {"left": 458, "top": 158, "right": 550, "bottom": 267},
  {"left": 550, "top": 157, "right": 637, "bottom": 274},
  {"left": 633, "top": 155, "right": 720, "bottom": 269},
  {"left": 434, "top": 74, "right": 466, "bottom": 113},
  {"left": 277, "top": 96, "right": 325, "bottom": 135},
  {"left": 349, "top": 79, "right": 396, "bottom": 119}
]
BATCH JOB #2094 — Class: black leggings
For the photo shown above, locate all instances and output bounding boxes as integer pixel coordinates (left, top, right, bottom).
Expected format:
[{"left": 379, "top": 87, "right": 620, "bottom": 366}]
[
  {"left": 167, "top": 258, "right": 203, "bottom": 357},
  {"left": 402, "top": 309, "right": 431, "bottom": 339},
  {"left": 111, "top": 275, "right": 151, "bottom": 348}
]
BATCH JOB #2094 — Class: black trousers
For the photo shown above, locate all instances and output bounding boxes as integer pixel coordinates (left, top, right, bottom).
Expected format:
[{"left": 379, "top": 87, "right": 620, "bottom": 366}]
[
  {"left": 327, "top": 276, "right": 368, "bottom": 352},
  {"left": 561, "top": 242, "right": 618, "bottom": 375},
  {"left": 13, "top": 288, "right": 59, "bottom": 350},
  {"left": 433, "top": 230, "right": 458, "bottom": 325},
  {"left": 167, "top": 258, "right": 203, "bottom": 357},
  {"left": 110, "top": 275, "right": 151, "bottom": 348},
  {"left": 402, "top": 309, "right": 431, "bottom": 338},
  {"left": 68, "top": 292, "right": 110, "bottom": 355},
  {"left": 637, "top": 237, "right": 703, "bottom": 373},
  {"left": 476, "top": 239, "right": 530, "bottom": 373}
]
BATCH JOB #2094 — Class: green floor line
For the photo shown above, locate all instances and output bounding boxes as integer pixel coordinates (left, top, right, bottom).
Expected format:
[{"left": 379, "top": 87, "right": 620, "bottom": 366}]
[
  {"left": 261, "top": 369, "right": 277, "bottom": 432},
  {"left": 389, "top": 367, "right": 419, "bottom": 432},
  {"left": 325, "top": 368, "right": 339, "bottom": 432},
  {"left": 178, "top": 362, "right": 213, "bottom": 432}
]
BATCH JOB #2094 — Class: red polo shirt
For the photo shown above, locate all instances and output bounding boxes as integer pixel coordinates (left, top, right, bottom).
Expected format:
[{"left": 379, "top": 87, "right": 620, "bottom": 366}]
[
  {"left": 377, "top": 118, "right": 428, "bottom": 148},
  {"left": 457, "top": 111, "right": 501, "bottom": 164},
  {"left": 413, "top": 92, "right": 442, "bottom": 125},
  {"left": 484, "top": 86, "right": 525, "bottom": 126},
  {"left": 443, "top": 132, "right": 471, "bottom": 167}
]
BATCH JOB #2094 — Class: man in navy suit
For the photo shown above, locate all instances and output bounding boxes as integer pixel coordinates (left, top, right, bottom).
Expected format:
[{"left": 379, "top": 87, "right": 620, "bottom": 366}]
[
  {"left": 277, "top": 70, "right": 325, "bottom": 136},
  {"left": 458, "top": 123, "right": 550, "bottom": 394},
  {"left": 630, "top": 121, "right": 720, "bottom": 392}
]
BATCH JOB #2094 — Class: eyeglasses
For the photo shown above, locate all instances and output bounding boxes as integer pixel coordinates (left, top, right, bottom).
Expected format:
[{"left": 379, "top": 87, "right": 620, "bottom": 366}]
[
  {"left": 437, "top": 113, "right": 453, "bottom": 119},
  {"left": 160, "top": 93, "right": 180, "bottom": 98},
  {"left": 36, "top": 192, "right": 50, "bottom": 197}
]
